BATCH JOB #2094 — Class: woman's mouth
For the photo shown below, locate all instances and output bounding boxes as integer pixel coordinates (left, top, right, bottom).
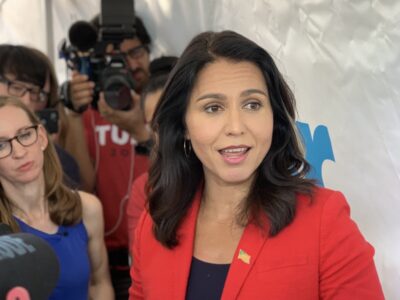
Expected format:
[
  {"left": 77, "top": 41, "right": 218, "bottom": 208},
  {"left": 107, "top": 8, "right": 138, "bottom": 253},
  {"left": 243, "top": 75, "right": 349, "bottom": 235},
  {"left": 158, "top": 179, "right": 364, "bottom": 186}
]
[
  {"left": 17, "top": 161, "right": 34, "bottom": 172},
  {"left": 219, "top": 146, "right": 251, "bottom": 164}
]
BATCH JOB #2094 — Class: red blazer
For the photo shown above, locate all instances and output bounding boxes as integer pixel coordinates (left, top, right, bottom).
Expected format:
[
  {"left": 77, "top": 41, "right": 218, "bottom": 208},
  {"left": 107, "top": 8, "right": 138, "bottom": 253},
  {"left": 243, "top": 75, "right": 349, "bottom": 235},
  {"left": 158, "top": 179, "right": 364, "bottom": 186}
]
[
  {"left": 127, "top": 172, "right": 148, "bottom": 248},
  {"left": 129, "top": 187, "right": 384, "bottom": 299}
]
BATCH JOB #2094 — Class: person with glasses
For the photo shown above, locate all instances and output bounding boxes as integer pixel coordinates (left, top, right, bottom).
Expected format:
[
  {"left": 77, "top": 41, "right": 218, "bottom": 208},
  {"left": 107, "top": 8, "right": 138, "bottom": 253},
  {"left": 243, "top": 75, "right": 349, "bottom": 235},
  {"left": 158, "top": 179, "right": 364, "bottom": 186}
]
[
  {"left": 0, "top": 44, "right": 81, "bottom": 188},
  {"left": 0, "top": 124, "right": 40, "bottom": 159},
  {"left": 62, "top": 15, "right": 153, "bottom": 300},
  {"left": 0, "top": 77, "right": 49, "bottom": 110},
  {"left": 0, "top": 96, "right": 114, "bottom": 299}
]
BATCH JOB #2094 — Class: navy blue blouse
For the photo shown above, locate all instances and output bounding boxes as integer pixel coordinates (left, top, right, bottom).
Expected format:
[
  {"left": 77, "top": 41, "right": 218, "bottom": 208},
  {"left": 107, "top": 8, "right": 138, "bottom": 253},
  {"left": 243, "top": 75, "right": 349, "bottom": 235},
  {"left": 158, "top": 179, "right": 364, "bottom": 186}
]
[{"left": 186, "top": 256, "right": 230, "bottom": 300}]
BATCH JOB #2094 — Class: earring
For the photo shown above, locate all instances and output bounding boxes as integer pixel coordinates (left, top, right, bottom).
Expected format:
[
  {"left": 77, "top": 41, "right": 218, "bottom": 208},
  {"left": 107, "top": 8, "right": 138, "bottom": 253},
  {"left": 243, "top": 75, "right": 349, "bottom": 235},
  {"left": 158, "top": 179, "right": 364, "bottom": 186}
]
[{"left": 183, "top": 139, "right": 192, "bottom": 158}]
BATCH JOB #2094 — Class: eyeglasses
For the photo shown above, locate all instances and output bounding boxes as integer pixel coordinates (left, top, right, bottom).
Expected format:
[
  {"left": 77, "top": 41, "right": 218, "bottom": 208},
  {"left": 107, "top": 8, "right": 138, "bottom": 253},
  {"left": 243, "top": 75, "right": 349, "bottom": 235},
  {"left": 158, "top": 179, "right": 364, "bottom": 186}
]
[
  {"left": 0, "top": 125, "right": 39, "bottom": 159},
  {"left": 123, "top": 45, "right": 148, "bottom": 60},
  {"left": 0, "top": 77, "right": 49, "bottom": 104}
]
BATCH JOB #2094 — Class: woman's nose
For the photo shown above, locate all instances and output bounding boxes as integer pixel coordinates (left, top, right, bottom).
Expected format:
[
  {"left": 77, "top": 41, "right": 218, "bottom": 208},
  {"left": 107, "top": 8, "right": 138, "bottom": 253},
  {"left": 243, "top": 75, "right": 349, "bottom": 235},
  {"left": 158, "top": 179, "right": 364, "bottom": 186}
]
[{"left": 225, "top": 108, "right": 245, "bottom": 136}]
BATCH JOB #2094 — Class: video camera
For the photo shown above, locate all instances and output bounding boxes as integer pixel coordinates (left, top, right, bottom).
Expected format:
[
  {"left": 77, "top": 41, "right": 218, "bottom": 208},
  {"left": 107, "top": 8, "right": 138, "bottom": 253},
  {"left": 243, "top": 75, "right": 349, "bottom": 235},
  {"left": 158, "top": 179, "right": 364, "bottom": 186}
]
[{"left": 59, "top": 0, "right": 136, "bottom": 111}]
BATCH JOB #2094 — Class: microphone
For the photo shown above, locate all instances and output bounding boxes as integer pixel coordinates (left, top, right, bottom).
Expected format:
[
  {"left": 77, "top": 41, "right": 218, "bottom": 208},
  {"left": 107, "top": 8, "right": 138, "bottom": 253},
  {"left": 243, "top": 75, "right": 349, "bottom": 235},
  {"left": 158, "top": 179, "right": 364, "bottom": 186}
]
[
  {"left": 68, "top": 21, "right": 98, "bottom": 52},
  {"left": 0, "top": 223, "right": 60, "bottom": 300}
]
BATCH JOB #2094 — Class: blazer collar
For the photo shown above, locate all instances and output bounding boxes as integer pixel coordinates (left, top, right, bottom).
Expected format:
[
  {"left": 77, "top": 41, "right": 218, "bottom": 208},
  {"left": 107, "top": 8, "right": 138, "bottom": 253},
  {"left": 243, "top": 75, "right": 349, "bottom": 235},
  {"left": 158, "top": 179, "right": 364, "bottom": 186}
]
[
  {"left": 171, "top": 188, "right": 202, "bottom": 299},
  {"left": 221, "top": 220, "right": 268, "bottom": 299}
]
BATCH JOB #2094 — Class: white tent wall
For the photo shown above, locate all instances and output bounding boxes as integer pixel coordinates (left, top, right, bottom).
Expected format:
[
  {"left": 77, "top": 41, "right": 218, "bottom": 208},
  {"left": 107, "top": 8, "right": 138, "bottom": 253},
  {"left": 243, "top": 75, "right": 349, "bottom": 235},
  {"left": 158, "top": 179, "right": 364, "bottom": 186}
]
[
  {"left": 0, "top": 0, "right": 47, "bottom": 53},
  {"left": 1, "top": 0, "right": 399, "bottom": 298}
]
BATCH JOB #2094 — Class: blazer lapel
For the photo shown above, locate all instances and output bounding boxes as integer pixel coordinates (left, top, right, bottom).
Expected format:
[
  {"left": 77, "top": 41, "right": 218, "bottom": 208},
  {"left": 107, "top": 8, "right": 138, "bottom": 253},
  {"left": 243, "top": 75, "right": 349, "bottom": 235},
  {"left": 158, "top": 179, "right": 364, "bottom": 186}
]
[
  {"left": 221, "top": 221, "right": 268, "bottom": 300},
  {"left": 171, "top": 189, "right": 202, "bottom": 299}
]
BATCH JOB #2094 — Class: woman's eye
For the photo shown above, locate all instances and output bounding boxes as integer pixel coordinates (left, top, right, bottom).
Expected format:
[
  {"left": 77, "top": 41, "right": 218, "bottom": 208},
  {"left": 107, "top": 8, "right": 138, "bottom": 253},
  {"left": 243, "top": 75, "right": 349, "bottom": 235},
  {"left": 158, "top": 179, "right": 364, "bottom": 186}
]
[
  {"left": 204, "top": 105, "right": 222, "bottom": 113},
  {"left": 10, "top": 84, "right": 25, "bottom": 93},
  {"left": 13, "top": 86, "right": 24, "bottom": 91},
  {"left": 244, "top": 102, "right": 261, "bottom": 110},
  {"left": 19, "top": 131, "right": 32, "bottom": 140}
]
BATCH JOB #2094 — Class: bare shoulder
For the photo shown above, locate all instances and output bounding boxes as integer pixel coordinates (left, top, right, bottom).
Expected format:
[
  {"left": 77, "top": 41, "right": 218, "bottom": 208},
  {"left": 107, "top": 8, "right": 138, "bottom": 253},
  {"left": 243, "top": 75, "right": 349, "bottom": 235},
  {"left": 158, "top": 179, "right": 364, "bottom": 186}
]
[
  {"left": 78, "top": 190, "right": 103, "bottom": 218},
  {"left": 78, "top": 191, "right": 104, "bottom": 238}
]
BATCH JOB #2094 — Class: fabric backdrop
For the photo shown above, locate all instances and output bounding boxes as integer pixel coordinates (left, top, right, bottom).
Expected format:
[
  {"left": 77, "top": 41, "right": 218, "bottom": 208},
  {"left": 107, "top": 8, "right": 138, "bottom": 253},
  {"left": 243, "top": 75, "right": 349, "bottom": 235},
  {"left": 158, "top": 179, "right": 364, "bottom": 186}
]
[{"left": 1, "top": 0, "right": 399, "bottom": 298}]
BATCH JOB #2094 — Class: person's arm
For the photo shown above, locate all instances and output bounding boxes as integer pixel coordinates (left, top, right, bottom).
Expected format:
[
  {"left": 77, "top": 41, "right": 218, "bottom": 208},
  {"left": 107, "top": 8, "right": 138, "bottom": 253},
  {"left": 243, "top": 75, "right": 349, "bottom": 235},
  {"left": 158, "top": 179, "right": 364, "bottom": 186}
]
[
  {"left": 64, "top": 111, "right": 96, "bottom": 192},
  {"left": 319, "top": 191, "right": 384, "bottom": 299},
  {"left": 63, "top": 71, "right": 96, "bottom": 192},
  {"left": 80, "top": 191, "right": 114, "bottom": 300}
]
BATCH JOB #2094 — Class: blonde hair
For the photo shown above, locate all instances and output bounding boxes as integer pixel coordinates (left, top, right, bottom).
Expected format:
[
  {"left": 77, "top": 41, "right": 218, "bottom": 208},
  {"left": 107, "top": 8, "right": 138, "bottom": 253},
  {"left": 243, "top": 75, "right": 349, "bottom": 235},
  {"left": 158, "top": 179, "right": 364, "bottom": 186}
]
[{"left": 0, "top": 96, "right": 82, "bottom": 232}]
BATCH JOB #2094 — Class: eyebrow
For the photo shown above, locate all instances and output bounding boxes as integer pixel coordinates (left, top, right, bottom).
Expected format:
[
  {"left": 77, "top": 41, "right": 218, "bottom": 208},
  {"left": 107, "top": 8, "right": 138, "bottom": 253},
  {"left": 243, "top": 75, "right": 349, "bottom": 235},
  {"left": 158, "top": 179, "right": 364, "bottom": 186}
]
[
  {"left": 195, "top": 88, "right": 268, "bottom": 102},
  {"left": 196, "top": 93, "right": 226, "bottom": 101},
  {"left": 0, "top": 125, "right": 34, "bottom": 140},
  {"left": 240, "top": 88, "right": 268, "bottom": 97}
]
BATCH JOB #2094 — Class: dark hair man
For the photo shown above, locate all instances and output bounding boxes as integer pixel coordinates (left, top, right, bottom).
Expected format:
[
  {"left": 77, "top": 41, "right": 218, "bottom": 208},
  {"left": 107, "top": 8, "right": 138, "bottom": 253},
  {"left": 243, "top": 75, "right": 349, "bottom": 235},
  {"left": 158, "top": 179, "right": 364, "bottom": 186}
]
[{"left": 63, "top": 15, "right": 152, "bottom": 299}]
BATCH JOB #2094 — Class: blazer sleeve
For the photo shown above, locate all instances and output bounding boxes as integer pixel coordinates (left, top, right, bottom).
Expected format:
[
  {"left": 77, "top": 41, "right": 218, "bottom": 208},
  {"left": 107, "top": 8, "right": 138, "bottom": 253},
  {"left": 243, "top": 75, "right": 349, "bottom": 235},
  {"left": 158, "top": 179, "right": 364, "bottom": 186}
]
[
  {"left": 129, "top": 210, "right": 147, "bottom": 300},
  {"left": 319, "top": 191, "right": 384, "bottom": 299},
  {"left": 126, "top": 173, "right": 148, "bottom": 249}
]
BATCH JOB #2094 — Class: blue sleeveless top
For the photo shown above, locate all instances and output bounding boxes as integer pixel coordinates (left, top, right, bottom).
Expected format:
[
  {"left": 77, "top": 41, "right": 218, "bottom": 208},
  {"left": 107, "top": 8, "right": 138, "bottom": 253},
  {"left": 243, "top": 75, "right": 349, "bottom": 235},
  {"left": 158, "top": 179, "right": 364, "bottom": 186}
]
[{"left": 15, "top": 217, "right": 90, "bottom": 300}]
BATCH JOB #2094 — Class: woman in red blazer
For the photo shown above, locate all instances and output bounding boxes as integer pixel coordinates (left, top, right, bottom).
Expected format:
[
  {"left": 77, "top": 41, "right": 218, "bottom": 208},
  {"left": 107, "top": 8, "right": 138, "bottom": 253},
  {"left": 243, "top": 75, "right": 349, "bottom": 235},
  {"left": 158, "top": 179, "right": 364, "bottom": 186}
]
[{"left": 129, "top": 30, "right": 384, "bottom": 299}]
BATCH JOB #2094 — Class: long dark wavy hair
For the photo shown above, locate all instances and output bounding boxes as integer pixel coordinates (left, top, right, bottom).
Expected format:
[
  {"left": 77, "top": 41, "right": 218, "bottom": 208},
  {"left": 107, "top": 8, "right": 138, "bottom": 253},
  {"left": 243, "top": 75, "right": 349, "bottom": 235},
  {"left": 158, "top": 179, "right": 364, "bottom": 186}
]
[{"left": 149, "top": 30, "right": 315, "bottom": 248}]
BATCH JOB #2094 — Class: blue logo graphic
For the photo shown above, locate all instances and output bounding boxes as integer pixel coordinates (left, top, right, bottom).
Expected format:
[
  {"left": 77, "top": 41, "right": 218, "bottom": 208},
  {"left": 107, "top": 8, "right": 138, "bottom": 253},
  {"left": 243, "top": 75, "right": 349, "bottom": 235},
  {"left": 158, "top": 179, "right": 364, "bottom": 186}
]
[{"left": 296, "top": 122, "right": 335, "bottom": 186}]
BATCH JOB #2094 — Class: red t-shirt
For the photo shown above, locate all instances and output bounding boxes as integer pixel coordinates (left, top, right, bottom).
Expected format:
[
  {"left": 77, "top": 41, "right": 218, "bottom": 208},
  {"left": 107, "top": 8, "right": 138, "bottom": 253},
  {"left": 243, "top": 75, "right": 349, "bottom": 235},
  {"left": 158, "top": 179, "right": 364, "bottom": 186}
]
[{"left": 83, "top": 108, "right": 148, "bottom": 250}]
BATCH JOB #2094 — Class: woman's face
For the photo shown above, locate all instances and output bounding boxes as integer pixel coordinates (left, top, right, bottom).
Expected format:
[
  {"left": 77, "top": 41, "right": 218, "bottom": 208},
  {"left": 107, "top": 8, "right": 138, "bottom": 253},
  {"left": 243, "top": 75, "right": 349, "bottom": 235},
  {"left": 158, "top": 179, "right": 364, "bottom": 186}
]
[
  {"left": 0, "top": 74, "right": 49, "bottom": 112},
  {"left": 185, "top": 59, "right": 273, "bottom": 187},
  {"left": 0, "top": 105, "right": 47, "bottom": 186}
]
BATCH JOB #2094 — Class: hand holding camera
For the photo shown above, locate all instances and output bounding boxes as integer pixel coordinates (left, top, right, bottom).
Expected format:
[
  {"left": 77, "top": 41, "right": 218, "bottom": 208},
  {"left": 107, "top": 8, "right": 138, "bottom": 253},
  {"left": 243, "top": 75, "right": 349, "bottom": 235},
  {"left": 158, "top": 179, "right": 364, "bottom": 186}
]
[
  {"left": 69, "top": 71, "right": 95, "bottom": 112},
  {"left": 97, "top": 90, "right": 150, "bottom": 141},
  {"left": 59, "top": 1, "right": 137, "bottom": 113}
]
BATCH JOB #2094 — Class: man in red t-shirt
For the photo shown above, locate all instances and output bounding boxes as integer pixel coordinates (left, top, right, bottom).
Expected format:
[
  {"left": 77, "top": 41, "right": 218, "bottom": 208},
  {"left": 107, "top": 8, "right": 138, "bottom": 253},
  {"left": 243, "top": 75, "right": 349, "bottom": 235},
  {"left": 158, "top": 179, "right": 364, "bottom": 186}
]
[{"left": 63, "top": 15, "right": 152, "bottom": 300}]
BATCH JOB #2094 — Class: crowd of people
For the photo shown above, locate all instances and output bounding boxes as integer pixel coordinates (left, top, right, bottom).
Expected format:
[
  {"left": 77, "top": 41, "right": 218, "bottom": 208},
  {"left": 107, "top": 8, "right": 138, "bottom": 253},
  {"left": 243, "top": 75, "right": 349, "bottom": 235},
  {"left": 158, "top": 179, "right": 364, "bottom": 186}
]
[{"left": 0, "top": 11, "right": 384, "bottom": 300}]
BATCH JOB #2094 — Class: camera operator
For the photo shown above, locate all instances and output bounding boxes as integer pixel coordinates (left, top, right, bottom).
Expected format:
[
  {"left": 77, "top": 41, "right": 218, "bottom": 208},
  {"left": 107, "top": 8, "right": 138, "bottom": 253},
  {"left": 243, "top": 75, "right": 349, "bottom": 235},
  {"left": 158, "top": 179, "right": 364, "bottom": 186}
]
[{"left": 62, "top": 14, "right": 152, "bottom": 299}]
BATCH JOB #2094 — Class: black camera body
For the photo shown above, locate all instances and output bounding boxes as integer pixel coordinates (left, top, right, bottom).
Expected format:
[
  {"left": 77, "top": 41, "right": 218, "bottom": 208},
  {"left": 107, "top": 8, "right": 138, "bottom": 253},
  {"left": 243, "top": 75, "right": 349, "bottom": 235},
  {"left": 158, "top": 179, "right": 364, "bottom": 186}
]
[
  {"left": 59, "top": 0, "right": 136, "bottom": 111},
  {"left": 36, "top": 108, "right": 59, "bottom": 134}
]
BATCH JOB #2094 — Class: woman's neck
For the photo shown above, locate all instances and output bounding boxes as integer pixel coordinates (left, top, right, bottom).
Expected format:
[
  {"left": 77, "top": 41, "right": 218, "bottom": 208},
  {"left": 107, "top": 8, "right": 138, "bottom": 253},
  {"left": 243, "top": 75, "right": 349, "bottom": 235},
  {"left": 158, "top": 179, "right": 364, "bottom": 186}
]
[
  {"left": 201, "top": 177, "right": 252, "bottom": 223},
  {"left": 2, "top": 176, "right": 47, "bottom": 219}
]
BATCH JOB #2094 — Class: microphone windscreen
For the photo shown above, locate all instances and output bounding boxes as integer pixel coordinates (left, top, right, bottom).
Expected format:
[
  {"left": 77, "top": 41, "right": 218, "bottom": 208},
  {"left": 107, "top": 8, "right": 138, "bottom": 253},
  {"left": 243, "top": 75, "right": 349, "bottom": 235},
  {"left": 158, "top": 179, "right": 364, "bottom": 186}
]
[
  {"left": 6, "top": 286, "right": 30, "bottom": 300},
  {"left": 0, "top": 233, "right": 60, "bottom": 299},
  {"left": 68, "top": 21, "right": 98, "bottom": 52},
  {"left": 0, "top": 223, "right": 12, "bottom": 236}
]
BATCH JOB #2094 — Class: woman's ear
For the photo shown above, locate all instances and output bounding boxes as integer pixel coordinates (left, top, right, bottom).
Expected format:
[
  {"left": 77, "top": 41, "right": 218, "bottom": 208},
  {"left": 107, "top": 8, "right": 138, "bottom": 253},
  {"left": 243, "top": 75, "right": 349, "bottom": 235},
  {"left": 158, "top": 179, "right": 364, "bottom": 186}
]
[
  {"left": 37, "top": 125, "right": 49, "bottom": 151},
  {"left": 184, "top": 127, "right": 190, "bottom": 140}
]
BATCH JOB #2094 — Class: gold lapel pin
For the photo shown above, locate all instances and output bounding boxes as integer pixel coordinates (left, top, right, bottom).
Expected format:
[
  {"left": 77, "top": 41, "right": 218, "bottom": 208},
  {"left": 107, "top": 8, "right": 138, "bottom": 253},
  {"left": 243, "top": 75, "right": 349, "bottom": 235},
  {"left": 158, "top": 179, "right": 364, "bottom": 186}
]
[{"left": 238, "top": 249, "right": 251, "bottom": 264}]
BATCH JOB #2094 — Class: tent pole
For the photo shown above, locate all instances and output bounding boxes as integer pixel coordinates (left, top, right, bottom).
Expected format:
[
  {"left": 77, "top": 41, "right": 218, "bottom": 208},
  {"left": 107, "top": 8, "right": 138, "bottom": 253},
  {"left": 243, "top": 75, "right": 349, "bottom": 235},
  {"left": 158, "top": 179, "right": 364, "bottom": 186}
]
[{"left": 43, "top": 0, "right": 55, "bottom": 63}]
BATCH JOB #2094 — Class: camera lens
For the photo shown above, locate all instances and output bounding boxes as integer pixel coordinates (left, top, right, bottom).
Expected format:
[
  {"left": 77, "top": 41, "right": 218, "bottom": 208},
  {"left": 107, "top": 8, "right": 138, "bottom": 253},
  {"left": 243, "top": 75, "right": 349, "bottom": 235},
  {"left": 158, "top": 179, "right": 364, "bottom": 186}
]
[
  {"left": 100, "top": 53, "right": 135, "bottom": 111},
  {"left": 103, "top": 74, "right": 133, "bottom": 111}
]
